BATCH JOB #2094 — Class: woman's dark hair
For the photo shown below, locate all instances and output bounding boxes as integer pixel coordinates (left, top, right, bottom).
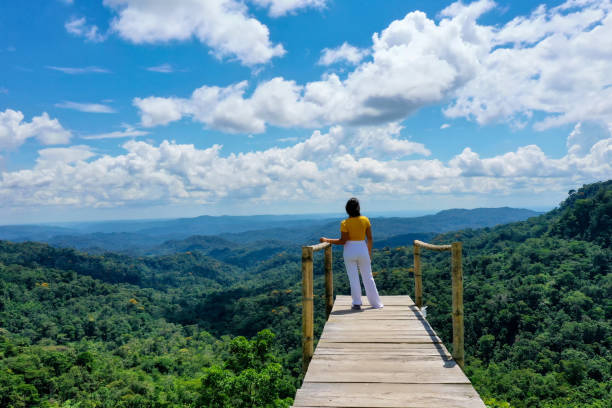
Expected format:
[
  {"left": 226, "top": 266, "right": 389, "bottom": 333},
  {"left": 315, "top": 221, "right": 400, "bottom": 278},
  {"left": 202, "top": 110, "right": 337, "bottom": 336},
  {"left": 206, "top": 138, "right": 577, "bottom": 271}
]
[{"left": 345, "top": 197, "right": 361, "bottom": 217}]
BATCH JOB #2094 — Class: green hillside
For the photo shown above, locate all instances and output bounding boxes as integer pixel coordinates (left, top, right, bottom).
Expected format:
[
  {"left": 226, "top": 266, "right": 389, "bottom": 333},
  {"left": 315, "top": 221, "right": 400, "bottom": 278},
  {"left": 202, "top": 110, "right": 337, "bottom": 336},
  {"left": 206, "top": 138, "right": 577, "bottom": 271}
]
[{"left": 0, "top": 181, "right": 610, "bottom": 407}]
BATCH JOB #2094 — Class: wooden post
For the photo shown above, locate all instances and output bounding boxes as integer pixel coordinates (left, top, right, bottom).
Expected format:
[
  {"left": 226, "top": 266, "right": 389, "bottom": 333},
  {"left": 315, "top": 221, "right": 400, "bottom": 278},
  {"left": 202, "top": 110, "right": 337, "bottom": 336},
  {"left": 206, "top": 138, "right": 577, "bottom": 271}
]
[
  {"left": 301, "top": 246, "right": 314, "bottom": 373},
  {"left": 451, "top": 242, "right": 464, "bottom": 369},
  {"left": 413, "top": 243, "right": 422, "bottom": 308},
  {"left": 324, "top": 244, "right": 333, "bottom": 319}
]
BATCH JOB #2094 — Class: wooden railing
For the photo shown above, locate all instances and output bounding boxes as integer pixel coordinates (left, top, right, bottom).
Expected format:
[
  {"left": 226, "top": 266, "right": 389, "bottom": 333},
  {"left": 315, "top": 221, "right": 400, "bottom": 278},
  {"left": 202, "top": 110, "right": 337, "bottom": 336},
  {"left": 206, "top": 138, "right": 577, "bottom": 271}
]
[
  {"left": 413, "top": 240, "right": 464, "bottom": 368},
  {"left": 301, "top": 242, "right": 333, "bottom": 373}
]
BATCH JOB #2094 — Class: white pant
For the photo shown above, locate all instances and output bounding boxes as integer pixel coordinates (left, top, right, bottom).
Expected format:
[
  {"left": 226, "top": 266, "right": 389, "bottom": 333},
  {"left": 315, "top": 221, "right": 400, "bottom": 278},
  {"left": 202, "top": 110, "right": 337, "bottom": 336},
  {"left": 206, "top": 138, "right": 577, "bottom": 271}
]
[{"left": 343, "top": 241, "right": 384, "bottom": 308}]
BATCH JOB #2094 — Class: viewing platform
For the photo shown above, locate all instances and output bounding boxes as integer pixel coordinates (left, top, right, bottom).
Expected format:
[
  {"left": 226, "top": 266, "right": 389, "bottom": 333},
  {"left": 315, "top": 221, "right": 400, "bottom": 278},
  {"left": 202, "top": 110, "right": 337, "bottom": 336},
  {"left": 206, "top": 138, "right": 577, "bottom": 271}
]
[
  {"left": 293, "top": 295, "right": 485, "bottom": 407},
  {"left": 293, "top": 240, "right": 486, "bottom": 407}
]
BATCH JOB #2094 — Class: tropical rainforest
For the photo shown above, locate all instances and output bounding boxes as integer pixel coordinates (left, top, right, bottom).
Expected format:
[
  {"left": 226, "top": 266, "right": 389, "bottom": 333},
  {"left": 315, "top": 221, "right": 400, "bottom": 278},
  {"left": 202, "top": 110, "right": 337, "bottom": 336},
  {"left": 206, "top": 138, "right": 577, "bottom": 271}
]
[{"left": 0, "top": 180, "right": 610, "bottom": 407}]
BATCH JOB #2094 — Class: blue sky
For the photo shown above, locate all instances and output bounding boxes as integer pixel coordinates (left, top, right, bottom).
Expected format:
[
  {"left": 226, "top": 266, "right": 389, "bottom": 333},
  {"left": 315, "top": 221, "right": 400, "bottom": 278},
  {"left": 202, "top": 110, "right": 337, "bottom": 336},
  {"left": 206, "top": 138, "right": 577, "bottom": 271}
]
[{"left": 1, "top": 0, "right": 611, "bottom": 224}]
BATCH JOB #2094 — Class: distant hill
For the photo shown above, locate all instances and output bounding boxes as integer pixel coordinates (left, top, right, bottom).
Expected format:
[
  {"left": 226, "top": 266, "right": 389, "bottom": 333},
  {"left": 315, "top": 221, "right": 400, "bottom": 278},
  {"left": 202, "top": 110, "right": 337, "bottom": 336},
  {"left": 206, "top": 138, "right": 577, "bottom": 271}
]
[
  {"left": 0, "top": 207, "right": 540, "bottom": 253},
  {"left": 217, "top": 207, "right": 541, "bottom": 246},
  {"left": 0, "top": 224, "right": 74, "bottom": 241}
]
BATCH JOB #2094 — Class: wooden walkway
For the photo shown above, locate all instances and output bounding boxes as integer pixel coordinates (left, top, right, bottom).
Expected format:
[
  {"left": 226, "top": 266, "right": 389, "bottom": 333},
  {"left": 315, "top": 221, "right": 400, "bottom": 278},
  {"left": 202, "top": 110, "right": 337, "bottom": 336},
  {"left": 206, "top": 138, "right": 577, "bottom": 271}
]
[{"left": 293, "top": 295, "right": 486, "bottom": 408}]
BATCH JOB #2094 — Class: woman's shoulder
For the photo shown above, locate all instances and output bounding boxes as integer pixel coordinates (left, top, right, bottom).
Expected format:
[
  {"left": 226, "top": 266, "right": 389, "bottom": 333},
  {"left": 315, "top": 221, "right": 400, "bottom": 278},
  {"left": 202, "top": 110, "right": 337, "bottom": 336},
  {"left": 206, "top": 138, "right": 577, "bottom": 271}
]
[{"left": 359, "top": 215, "right": 370, "bottom": 225}]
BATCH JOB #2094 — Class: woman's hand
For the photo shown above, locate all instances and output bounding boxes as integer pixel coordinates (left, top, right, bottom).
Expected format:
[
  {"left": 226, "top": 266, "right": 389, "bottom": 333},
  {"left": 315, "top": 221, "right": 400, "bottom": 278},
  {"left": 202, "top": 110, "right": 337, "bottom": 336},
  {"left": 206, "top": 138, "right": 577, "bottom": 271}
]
[{"left": 319, "top": 237, "right": 327, "bottom": 243}]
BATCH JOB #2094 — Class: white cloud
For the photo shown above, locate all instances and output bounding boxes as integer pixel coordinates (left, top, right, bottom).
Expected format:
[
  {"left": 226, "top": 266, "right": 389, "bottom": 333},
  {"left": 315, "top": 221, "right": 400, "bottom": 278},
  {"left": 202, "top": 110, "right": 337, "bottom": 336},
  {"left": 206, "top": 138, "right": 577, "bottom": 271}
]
[
  {"left": 103, "top": 0, "right": 285, "bottom": 66},
  {"left": 566, "top": 121, "right": 611, "bottom": 156},
  {"left": 131, "top": 0, "right": 612, "bottom": 138},
  {"left": 134, "top": 96, "right": 191, "bottom": 128},
  {"left": 318, "top": 42, "right": 370, "bottom": 65},
  {"left": 0, "top": 109, "right": 72, "bottom": 150},
  {"left": 352, "top": 123, "right": 430, "bottom": 159},
  {"left": 37, "top": 146, "right": 96, "bottom": 167},
  {"left": 2, "top": 123, "right": 609, "bottom": 209},
  {"left": 134, "top": 81, "right": 266, "bottom": 132},
  {"left": 440, "top": 123, "right": 451, "bottom": 129},
  {"left": 445, "top": 0, "right": 612, "bottom": 132},
  {"left": 251, "top": 0, "right": 327, "bottom": 17},
  {"left": 133, "top": 1, "right": 495, "bottom": 132},
  {"left": 146, "top": 63, "right": 174, "bottom": 73},
  {"left": 55, "top": 101, "right": 116, "bottom": 113},
  {"left": 65, "top": 17, "right": 105, "bottom": 42},
  {"left": 47, "top": 66, "right": 111, "bottom": 74},
  {"left": 82, "top": 125, "right": 149, "bottom": 140}
]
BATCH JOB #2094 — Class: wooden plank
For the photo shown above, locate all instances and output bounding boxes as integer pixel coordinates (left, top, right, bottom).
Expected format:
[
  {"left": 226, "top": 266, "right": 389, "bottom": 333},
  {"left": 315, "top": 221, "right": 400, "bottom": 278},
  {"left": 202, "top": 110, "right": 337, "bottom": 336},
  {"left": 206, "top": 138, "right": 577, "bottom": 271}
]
[
  {"left": 329, "top": 315, "right": 422, "bottom": 320},
  {"left": 329, "top": 310, "right": 422, "bottom": 318},
  {"left": 314, "top": 341, "right": 451, "bottom": 356},
  {"left": 320, "top": 333, "right": 440, "bottom": 340},
  {"left": 304, "top": 356, "right": 469, "bottom": 384},
  {"left": 323, "top": 320, "right": 435, "bottom": 329},
  {"left": 320, "top": 333, "right": 443, "bottom": 343},
  {"left": 331, "top": 305, "right": 419, "bottom": 310},
  {"left": 294, "top": 383, "right": 486, "bottom": 408},
  {"left": 334, "top": 295, "right": 415, "bottom": 306}
]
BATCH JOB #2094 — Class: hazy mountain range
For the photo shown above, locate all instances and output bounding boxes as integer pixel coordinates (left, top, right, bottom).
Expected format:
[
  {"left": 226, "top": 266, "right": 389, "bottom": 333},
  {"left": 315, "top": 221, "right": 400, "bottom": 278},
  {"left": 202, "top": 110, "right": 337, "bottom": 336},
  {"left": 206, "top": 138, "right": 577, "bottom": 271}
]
[{"left": 0, "top": 207, "right": 540, "bottom": 254}]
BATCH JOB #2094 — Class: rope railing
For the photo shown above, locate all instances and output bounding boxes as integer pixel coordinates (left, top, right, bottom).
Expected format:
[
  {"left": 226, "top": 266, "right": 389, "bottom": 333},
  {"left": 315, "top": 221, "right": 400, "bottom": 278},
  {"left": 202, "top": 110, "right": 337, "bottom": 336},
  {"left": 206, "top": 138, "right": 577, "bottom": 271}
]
[
  {"left": 301, "top": 242, "right": 333, "bottom": 373},
  {"left": 413, "top": 240, "right": 464, "bottom": 369}
]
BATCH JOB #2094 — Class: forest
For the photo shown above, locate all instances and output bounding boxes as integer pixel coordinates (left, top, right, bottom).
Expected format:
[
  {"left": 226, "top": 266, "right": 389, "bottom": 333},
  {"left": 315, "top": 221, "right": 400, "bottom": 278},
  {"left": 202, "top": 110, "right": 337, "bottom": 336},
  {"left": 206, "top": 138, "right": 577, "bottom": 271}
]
[{"left": 0, "top": 180, "right": 610, "bottom": 407}]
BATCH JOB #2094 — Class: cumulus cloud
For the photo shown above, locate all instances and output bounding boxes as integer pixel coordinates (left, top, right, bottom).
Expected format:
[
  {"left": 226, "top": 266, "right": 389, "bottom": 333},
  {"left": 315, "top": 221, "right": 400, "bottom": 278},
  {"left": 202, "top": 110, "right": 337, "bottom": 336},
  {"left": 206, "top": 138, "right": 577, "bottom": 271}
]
[
  {"left": 0, "top": 109, "right": 71, "bottom": 150},
  {"left": 445, "top": 0, "right": 612, "bottom": 132},
  {"left": 440, "top": 123, "right": 451, "bottom": 129},
  {"left": 65, "top": 17, "right": 105, "bottom": 42},
  {"left": 251, "top": 0, "right": 327, "bottom": 17},
  {"left": 131, "top": 0, "right": 612, "bottom": 136},
  {"left": 351, "top": 123, "right": 430, "bottom": 159},
  {"left": 133, "top": 1, "right": 494, "bottom": 132},
  {"left": 47, "top": 66, "right": 111, "bottom": 74},
  {"left": 55, "top": 101, "right": 116, "bottom": 113},
  {"left": 318, "top": 42, "right": 370, "bottom": 65},
  {"left": 37, "top": 145, "right": 96, "bottom": 166},
  {"left": 103, "top": 0, "right": 285, "bottom": 66},
  {"left": 134, "top": 81, "right": 266, "bottom": 132},
  {"left": 1, "top": 124, "right": 609, "bottom": 209}
]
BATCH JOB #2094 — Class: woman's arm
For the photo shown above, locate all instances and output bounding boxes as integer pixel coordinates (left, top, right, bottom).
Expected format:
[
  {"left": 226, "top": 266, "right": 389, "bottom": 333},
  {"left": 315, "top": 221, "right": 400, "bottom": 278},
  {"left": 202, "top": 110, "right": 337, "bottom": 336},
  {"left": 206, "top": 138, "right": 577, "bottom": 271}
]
[
  {"left": 366, "top": 226, "right": 373, "bottom": 259},
  {"left": 320, "top": 231, "right": 349, "bottom": 245}
]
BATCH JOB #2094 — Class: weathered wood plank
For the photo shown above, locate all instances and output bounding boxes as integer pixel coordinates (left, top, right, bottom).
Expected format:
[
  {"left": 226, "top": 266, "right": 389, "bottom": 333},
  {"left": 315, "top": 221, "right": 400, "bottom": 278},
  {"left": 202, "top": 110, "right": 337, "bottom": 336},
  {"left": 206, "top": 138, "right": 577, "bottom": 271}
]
[
  {"left": 323, "top": 319, "right": 434, "bottom": 328},
  {"left": 328, "top": 311, "right": 422, "bottom": 317},
  {"left": 294, "top": 383, "right": 486, "bottom": 408},
  {"left": 334, "top": 295, "right": 415, "bottom": 306},
  {"left": 314, "top": 341, "right": 451, "bottom": 356},
  {"left": 317, "top": 340, "right": 450, "bottom": 355},
  {"left": 304, "top": 357, "right": 469, "bottom": 384},
  {"left": 323, "top": 325, "right": 435, "bottom": 332},
  {"left": 320, "top": 334, "right": 443, "bottom": 343},
  {"left": 329, "top": 310, "right": 422, "bottom": 318}
]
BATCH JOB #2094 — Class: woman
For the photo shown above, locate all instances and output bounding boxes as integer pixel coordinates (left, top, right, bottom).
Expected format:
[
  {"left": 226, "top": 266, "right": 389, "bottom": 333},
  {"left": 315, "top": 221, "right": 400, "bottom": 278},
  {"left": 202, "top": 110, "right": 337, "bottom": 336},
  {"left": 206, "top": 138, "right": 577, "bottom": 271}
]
[{"left": 320, "top": 197, "right": 384, "bottom": 310}]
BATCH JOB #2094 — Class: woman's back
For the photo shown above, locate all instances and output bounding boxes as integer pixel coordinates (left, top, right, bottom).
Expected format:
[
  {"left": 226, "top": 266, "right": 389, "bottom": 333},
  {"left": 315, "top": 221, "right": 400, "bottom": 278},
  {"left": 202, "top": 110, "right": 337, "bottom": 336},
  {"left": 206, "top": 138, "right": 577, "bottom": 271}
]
[{"left": 340, "top": 215, "right": 370, "bottom": 241}]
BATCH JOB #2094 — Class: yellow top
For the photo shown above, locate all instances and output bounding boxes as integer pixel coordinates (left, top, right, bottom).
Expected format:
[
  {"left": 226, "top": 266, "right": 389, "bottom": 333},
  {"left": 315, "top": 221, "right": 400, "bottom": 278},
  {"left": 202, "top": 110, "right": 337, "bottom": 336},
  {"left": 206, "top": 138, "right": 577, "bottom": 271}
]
[{"left": 340, "top": 216, "right": 371, "bottom": 241}]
